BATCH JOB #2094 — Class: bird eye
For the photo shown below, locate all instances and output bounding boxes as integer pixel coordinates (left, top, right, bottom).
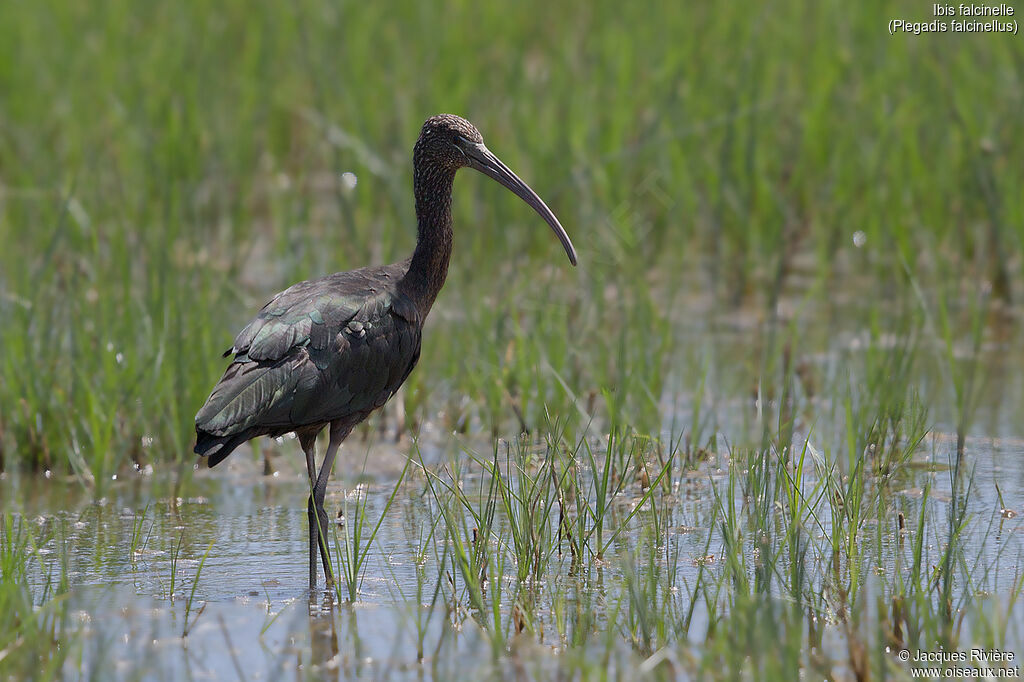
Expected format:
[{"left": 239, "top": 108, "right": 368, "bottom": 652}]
[{"left": 452, "top": 136, "right": 471, "bottom": 161}]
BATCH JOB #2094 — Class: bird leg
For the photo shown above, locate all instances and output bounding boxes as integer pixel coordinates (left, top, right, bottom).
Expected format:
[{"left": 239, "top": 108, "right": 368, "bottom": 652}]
[
  {"left": 300, "top": 431, "right": 321, "bottom": 590},
  {"left": 311, "top": 421, "right": 352, "bottom": 587}
]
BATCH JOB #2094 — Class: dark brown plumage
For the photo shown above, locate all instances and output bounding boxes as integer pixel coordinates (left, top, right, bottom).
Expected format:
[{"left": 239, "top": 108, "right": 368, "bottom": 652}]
[{"left": 194, "top": 114, "right": 577, "bottom": 590}]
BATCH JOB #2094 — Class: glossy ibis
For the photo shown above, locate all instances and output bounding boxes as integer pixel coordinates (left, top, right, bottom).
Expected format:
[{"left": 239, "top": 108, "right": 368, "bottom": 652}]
[{"left": 194, "top": 114, "right": 577, "bottom": 589}]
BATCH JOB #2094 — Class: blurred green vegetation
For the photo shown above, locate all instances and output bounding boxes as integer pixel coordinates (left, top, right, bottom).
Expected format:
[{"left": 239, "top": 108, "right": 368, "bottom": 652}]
[{"left": 0, "top": 0, "right": 1021, "bottom": 478}]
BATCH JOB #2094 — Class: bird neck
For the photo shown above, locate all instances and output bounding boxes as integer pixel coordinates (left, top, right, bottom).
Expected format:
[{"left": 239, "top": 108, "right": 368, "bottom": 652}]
[{"left": 404, "top": 166, "right": 456, "bottom": 313}]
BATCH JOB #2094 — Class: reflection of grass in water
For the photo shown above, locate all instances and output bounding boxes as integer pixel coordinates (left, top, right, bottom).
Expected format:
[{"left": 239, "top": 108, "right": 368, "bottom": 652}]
[
  {"left": 182, "top": 538, "right": 214, "bottom": 638},
  {"left": 332, "top": 453, "right": 412, "bottom": 604},
  {"left": 0, "top": 420, "right": 1020, "bottom": 677},
  {"left": 398, "top": 429, "right": 1019, "bottom": 678},
  {"left": 0, "top": 0, "right": 1021, "bottom": 677},
  {"left": 0, "top": 513, "right": 74, "bottom": 679}
]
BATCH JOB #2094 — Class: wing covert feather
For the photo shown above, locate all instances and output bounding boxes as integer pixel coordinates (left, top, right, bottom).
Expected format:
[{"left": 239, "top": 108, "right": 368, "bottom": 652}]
[{"left": 196, "top": 265, "right": 422, "bottom": 438}]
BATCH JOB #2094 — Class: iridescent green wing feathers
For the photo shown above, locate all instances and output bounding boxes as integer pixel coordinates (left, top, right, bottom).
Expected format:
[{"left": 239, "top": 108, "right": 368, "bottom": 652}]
[
  {"left": 195, "top": 267, "right": 421, "bottom": 442},
  {"left": 233, "top": 275, "right": 373, "bottom": 362}
]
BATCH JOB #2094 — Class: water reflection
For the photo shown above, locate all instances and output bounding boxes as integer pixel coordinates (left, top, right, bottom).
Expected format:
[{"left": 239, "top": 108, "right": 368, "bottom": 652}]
[
  {"left": 308, "top": 596, "right": 340, "bottom": 674},
  {"left": 1, "top": 420, "right": 1022, "bottom": 679}
]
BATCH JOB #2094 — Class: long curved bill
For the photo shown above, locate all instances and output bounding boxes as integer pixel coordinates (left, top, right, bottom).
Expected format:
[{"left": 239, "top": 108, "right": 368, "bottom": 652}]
[{"left": 463, "top": 143, "right": 578, "bottom": 266}]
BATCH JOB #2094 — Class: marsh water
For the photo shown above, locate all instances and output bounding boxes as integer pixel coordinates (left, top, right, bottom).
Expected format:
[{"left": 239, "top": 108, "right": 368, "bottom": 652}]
[{"left": 3, "top": 300, "right": 1024, "bottom": 681}]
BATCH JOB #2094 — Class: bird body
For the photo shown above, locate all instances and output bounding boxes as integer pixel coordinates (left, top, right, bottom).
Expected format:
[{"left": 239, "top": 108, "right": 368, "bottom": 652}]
[
  {"left": 194, "top": 262, "right": 422, "bottom": 467},
  {"left": 194, "top": 114, "right": 576, "bottom": 590}
]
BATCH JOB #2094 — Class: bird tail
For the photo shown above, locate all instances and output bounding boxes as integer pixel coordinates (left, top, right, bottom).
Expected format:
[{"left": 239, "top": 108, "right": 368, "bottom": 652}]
[
  {"left": 194, "top": 359, "right": 297, "bottom": 468},
  {"left": 194, "top": 429, "right": 250, "bottom": 468}
]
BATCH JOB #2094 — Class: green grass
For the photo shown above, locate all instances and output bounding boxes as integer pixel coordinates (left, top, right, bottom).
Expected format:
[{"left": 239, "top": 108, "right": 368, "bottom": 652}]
[
  {"left": 1, "top": 0, "right": 1020, "bottom": 478},
  {"left": 0, "top": 0, "right": 1022, "bottom": 679},
  {"left": 365, "top": 421, "right": 1019, "bottom": 679},
  {"left": 0, "top": 513, "right": 73, "bottom": 679}
]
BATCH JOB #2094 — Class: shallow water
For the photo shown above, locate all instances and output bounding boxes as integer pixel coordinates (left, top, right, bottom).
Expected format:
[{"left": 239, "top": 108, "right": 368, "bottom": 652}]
[
  {"left": 3, "top": 421, "right": 1022, "bottom": 679},
  {"left": 3, "top": 294, "right": 1024, "bottom": 679}
]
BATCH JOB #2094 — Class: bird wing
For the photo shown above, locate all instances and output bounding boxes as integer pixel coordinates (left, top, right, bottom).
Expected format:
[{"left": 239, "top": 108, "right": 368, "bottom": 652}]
[
  {"left": 231, "top": 273, "right": 366, "bottom": 362},
  {"left": 195, "top": 267, "right": 421, "bottom": 439}
]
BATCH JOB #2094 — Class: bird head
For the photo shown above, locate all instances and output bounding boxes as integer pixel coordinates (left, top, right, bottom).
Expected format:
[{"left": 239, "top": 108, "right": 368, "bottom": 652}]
[
  {"left": 415, "top": 114, "right": 485, "bottom": 170},
  {"left": 414, "top": 114, "right": 577, "bottom": 266}
]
